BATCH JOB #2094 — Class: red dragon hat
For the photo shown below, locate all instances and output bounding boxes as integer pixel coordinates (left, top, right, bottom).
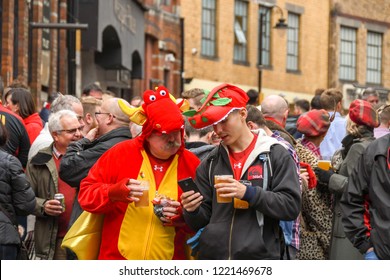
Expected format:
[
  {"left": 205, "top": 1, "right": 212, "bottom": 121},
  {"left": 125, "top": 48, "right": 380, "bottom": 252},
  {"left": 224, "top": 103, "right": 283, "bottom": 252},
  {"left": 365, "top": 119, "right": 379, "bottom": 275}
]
[{"left": 183, "top": 83, "right": 249, "bottom": 129}]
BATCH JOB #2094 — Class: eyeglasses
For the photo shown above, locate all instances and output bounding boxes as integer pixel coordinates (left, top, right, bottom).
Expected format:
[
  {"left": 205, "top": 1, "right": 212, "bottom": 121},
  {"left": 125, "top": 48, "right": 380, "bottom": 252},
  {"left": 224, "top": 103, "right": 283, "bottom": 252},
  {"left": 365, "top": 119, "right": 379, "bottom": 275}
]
[
  {"left": 56, "top": 126, "right": 83, "bottom": 135},
  {"left": 95, "top": 112, "right": 116, "bottom": 118}
]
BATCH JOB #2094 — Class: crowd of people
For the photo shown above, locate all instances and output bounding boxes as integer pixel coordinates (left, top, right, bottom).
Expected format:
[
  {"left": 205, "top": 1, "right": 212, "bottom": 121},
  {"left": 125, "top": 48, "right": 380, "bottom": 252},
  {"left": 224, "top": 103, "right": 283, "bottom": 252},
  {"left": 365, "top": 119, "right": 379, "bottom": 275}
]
[{"left": 0, "top": 77, "right": 389, "bottom": 260}]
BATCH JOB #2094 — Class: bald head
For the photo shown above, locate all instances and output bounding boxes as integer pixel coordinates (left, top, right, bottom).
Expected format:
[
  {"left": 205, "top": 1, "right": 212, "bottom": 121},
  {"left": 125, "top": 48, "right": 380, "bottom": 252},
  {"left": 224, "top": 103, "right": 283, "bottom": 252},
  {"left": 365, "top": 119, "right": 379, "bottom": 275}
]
[
  {"left": 260, "top": 95, "right": 289, "bottom": 125},
  {"left": 95, "top": 98, "right": 131, "bottom": 137},
  {"left": 103, "top": 98, "right": 131, "bottom": 124}
]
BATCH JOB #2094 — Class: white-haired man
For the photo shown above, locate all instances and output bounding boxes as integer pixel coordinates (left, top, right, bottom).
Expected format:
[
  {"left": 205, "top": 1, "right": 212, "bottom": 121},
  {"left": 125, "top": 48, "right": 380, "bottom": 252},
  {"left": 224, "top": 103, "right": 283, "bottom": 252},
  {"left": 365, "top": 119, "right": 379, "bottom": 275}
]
[{"left": 26, "top": 110, "right": 83, "bottom": 259}]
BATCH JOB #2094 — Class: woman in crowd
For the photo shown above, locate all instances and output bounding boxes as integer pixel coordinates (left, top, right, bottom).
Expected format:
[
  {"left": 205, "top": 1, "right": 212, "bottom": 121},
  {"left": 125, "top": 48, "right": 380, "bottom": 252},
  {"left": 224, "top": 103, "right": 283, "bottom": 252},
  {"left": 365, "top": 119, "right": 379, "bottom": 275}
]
[
  {"left": 295, "top": 109, "right": 333, "bottom": 260},
  {"left": 5, "top": 88, "right": 43, "bottom": 144},
  {"left": 0, "top": 121, "right": 35, "bottom": 259},
  {"left": 316, "top": 99, "right": 379, "bottom": 259}
]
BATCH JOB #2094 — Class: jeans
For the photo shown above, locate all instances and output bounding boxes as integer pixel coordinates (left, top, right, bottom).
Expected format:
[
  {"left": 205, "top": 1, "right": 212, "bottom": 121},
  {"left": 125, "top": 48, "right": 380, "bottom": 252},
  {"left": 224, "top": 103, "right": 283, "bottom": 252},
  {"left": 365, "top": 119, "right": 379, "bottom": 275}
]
[{"left": 365, "top": 250, "right": 379, "bottom": 260}]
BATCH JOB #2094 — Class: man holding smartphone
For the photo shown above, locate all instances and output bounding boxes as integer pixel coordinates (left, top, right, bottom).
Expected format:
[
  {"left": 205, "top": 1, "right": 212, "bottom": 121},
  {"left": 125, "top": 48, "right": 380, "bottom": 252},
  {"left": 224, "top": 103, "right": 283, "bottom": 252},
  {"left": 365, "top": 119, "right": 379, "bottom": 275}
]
[{"left": 181, "top": 83, "right": 301, "bottom": 260}]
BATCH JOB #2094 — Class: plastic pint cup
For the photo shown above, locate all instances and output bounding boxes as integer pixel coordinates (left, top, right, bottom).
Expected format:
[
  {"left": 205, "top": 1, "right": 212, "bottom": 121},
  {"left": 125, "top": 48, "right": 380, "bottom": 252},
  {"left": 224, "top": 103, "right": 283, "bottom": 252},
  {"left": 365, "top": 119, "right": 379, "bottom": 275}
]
[
  {"left": 134, "top": 180, "right": 150, "bottom": 207},
  {"left": 317, "top": 160, "right": 331, "bottom": 171},
  {"left": 234, "top": 180, "right": 251, "bottom": 209},
  {"left": 214, "top": 175, "right": 233, "bottom": 203}
]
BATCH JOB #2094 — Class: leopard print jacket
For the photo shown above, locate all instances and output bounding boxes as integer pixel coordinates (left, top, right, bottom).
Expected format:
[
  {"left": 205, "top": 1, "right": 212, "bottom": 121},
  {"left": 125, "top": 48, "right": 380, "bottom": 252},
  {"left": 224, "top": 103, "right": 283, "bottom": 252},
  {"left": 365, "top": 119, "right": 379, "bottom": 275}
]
[
  {"left": 266, "top": 121, "right": 333, "bottom": 260},
  {"left": 295, "top": 140, "right": 333, "bottom": 260}
]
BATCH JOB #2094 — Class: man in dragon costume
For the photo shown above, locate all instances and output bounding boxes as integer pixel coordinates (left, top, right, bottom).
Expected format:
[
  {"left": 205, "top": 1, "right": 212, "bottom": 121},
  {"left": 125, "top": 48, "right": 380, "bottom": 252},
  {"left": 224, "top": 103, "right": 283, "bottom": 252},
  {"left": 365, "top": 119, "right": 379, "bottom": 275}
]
[{"left": 78, "top": 86, "right": 200, "bottom": 260}]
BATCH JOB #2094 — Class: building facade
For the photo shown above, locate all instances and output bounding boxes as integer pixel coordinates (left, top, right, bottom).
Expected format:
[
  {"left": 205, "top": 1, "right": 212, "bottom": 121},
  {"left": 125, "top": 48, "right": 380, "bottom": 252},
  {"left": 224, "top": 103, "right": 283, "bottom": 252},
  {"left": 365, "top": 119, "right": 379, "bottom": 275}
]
[
  {"left": 329, "top": 0, "right": 390, "bottom": 107},
  {"left": 143, "top": 0, "right": 183, "bottom": 96},
  {"left": 181, "top": 0, "right": 390, "bottom": 105},
  {"left": 78, "top": 0, "right": 183, "bottom": 99},
  {"left": 0, "top": 0, "right": 183, "bottom": 107},
  {"left": 78, "top": 0, "right": 146, "bottom": 100},
  {"left": 181, "top": 0, "right": 331, "bottom": 103},
  {"left": 0, "top": 0, "right": 69, "bottom": 107},
  {"left": 2, "top": 0, "right": 389, "bottom": 107}
]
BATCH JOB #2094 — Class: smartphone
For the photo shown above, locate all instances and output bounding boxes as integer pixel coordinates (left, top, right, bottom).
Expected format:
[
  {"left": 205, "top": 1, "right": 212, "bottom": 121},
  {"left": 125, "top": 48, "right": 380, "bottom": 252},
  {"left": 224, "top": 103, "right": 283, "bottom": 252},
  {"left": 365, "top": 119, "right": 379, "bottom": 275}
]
[{"left": 178, "top": 177, "right": 200, "bottom": 193}]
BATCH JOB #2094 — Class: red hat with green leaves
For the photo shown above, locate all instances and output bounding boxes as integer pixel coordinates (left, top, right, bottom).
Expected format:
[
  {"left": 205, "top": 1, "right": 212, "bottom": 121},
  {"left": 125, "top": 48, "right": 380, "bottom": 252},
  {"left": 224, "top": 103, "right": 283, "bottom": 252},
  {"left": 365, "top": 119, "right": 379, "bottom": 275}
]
[{"left": 183, "top": 83, "right": 249, "bottom": 129}]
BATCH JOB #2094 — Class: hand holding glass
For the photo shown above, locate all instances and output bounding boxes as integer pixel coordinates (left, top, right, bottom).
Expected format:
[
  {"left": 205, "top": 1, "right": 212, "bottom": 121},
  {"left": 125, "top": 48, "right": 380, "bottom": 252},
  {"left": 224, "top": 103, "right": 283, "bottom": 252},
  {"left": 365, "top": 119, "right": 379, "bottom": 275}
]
[
  {"left": 134, "top": 180, "right": 150, "bottom": 207},
  {"left": 214, "top": 175, "right": 233, "bottom": 203},
  {"left": 317, "top": 160, "right": 331, "bottom": 171}
]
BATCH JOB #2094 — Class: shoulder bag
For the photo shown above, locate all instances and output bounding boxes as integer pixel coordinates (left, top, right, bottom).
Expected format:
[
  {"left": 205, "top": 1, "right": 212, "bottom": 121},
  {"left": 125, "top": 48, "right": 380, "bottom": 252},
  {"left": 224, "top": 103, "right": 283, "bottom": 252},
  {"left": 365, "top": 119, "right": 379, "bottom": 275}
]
[{"left": 61, "top": 211, "right": 104, "bottom": 260}]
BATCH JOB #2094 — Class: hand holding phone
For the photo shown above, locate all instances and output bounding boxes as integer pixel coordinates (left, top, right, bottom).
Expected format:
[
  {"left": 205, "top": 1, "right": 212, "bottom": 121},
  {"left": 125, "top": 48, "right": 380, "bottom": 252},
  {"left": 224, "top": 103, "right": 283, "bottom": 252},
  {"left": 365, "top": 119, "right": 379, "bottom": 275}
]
[
  {"left": 179, "top": 177, "right": 203, "bottom": 213},
  {"left": 178, "top": 177, "right": 200, "bottom": 193}
]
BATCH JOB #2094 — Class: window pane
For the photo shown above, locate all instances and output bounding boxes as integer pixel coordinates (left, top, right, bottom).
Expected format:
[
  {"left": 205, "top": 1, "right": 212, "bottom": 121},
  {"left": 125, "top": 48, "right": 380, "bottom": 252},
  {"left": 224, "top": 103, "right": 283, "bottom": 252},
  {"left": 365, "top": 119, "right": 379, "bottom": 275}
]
[
  {"left": 366, "top": 31, "right": 382, "bottom": 84},
  {"left": 286, "top": 13, "right": 299, "bottom": 71},
  {"left": 339, "top": 26, "right": 356, "bottom": 81},
  {"left": 234, "top": 0, "right": 248, "bottom": 62},
  {"left": 258, "top": 6, "right": 271, "bottom": 66},
  {"left": 201, "top": 0, "right": 217, "bottom": 57}
]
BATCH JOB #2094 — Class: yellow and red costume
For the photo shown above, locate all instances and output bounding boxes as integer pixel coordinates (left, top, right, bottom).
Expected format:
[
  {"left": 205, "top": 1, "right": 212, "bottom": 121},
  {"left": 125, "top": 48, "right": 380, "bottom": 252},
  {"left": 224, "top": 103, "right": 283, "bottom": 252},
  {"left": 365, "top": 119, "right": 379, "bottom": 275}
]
[{"left": 79, "top": 87, "right": 200, "bottom": 259}]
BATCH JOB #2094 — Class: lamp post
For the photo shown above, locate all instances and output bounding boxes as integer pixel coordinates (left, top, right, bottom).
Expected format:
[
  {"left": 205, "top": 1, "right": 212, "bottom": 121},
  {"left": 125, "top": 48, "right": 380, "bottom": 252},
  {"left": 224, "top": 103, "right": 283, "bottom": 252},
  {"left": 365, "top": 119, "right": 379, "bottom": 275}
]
[{"left": 258, "top": 5, "right": 288, "bottom": 96}]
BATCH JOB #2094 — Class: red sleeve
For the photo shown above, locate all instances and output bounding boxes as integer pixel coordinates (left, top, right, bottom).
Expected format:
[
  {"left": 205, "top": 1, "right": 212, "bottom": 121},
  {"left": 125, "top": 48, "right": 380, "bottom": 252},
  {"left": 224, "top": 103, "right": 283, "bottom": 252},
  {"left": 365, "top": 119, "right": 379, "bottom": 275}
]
[
  {"left": 79, "top": 140, "right": 142, "bottom": 213},
  {"left": 26, "top": 124, "right": 41, "bottom": 144}
]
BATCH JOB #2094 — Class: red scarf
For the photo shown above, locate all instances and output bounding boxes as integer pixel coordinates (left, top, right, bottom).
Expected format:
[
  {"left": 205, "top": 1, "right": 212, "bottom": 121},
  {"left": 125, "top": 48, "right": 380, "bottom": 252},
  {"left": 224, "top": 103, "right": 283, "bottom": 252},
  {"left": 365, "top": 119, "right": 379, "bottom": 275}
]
[{"left": 264, "top": 116, "right": 285, "bottom": 128}]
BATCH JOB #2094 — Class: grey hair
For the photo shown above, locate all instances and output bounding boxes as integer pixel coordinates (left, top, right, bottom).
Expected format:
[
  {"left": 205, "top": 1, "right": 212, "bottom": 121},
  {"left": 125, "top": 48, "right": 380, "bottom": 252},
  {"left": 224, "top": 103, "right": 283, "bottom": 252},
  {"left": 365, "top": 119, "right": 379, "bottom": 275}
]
[
  {"left": 361, "top": 87, "right": 379, "bottom": 100},
  {"left": 51, "top": 94, "right": 81, "bottom": 113},
  {"left": 48, "top": 109, "right": 78, "bottom": 133}
]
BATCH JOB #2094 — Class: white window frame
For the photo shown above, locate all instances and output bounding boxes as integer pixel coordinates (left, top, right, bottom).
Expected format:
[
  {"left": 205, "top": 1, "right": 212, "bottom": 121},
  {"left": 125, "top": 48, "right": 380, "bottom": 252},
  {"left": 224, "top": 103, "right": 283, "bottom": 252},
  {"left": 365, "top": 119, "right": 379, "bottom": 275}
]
[
  {"left": 339, "top": 26, "right": 357, "bottom": 81},
  {"left": 286, "top": 13, "right": 300, "bottom": 71},
  {"left": 201, "top": 0, "right": 217, "bottom": 57},
  {"left": 366, "top": 31, "right": 382, "bottom": 84}
]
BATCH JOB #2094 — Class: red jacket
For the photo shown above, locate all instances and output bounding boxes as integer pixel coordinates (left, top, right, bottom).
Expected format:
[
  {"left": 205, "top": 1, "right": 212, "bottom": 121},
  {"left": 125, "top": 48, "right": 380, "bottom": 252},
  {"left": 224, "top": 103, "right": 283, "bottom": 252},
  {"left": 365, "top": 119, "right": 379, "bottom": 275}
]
[
  {"left": 24, "top": 112, "right": 43, "bottom": 144},
  {"left": 79, "top": 137, "right": 200, "bottom": 259}
]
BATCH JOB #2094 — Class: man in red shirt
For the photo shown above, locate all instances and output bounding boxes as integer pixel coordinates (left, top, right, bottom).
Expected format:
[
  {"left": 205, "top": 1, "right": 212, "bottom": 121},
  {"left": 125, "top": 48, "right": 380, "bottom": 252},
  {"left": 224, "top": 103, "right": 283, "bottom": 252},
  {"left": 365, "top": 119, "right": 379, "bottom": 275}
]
[{"left": 79, "top": 86, "right": 200, "bottom": 260}]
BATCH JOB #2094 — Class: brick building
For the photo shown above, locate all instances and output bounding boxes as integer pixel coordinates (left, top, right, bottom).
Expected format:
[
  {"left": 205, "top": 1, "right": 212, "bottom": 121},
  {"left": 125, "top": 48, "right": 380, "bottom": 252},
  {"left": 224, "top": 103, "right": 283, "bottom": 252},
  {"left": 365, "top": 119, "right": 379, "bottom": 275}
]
[
  {"left": 2, "top": 1, "right": 389, "bottom": 107},
  {"left": 143, "top": 0, "right": 183, "bottom": 96},
  {"left": 180, "top": 0, "right": 390, "bottom": 105},
  {"left": 329, "top": 0, "right": 390, "bottom": 107},
  {"left": 0, "top": 0, "right": 183, "bottom": 107},
  {"left": 0, "top": 0, "right": 69, "bottom": 108}
]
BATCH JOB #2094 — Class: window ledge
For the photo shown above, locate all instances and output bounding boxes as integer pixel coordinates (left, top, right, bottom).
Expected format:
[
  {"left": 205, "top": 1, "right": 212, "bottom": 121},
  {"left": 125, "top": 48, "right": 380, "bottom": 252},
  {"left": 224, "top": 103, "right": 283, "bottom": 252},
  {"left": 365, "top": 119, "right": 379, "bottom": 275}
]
[
  {"left": 233, "top": 60, "right": 250, "bottom": 66},
  {"left": 286, "top": 69, "right": 302, "bottom": 75},
  {"left": 338, "top": 79, "right": 358, "bottom": 83},
  {"left": 200, "top": 55, "right": 219, "bottom": 61}
]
